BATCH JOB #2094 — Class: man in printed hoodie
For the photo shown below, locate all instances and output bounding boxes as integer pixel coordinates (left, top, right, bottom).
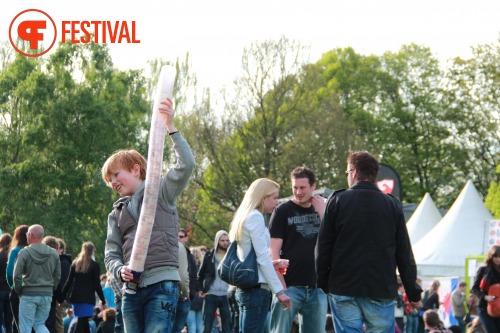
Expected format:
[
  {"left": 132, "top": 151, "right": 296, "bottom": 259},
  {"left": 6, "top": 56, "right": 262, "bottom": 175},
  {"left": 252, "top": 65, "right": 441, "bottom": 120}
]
[
  {"left": 14, "top": 224, "right": 61, "bottom": 333},
  {"left": 197, "top": 230, "right": 231, "bottom": 333}
]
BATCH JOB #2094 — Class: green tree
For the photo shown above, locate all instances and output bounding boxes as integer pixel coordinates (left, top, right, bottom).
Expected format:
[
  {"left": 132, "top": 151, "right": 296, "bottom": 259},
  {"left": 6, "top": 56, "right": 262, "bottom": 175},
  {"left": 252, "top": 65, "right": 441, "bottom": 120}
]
[
  {"left": 188, "top": 36, "right": 311, "bottom": 245},
  {"left": 189, "top": 38, "right": 367, "bottom": 246},
  {"left": 375, "top": 44, "right": 462, "bottom": 206},
  {"left": 314, "top": 44, "right": 475, "bottom": 207},
  {"left": 443, "top": 39, "right": 500, "bottom": 198},
  {"left": 486, "top": 165, "right": 500, "bottom": 218},
  {"left": 0, "top": 41, "right": 150, "bottom": 263}
]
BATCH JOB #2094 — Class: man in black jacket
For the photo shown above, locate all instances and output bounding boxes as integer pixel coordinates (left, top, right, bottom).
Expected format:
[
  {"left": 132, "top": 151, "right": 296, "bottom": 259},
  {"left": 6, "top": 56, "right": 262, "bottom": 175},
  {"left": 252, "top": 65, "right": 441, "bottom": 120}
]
[{"left": 316, "top": 151, "right": 422, "bottom": 333}]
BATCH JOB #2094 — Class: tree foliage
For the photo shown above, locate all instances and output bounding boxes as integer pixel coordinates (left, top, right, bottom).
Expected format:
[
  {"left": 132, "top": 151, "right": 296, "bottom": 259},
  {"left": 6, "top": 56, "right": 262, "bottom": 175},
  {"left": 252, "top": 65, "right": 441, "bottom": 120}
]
[
  {"left": 444, "top": 40, "right": 500, "bottom": 198},
  {"left": 0, "top": 41, "right": 150, "bottom": 263},
  {"left": 310, "top": 43, "right": 499, "bottom": 208},
  {"left": 2, "top": 35, "right": 499, "bottom": 253},
  {"left": 486, "top": 165, "right": 500, "bottom": 219}
]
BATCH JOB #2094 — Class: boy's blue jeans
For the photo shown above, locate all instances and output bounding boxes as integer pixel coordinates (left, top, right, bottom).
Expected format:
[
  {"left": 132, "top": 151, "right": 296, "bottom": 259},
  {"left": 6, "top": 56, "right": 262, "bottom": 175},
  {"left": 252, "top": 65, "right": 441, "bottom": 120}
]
[{"left": 122, "top": 280, "right": 179, "bottom": 333}]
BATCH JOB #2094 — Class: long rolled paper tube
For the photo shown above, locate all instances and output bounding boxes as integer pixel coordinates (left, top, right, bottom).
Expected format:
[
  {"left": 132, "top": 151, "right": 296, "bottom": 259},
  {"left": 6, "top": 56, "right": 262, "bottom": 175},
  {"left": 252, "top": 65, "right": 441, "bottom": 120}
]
[{"left": 125, "top": 65, "right": 176, "bottom": 294}]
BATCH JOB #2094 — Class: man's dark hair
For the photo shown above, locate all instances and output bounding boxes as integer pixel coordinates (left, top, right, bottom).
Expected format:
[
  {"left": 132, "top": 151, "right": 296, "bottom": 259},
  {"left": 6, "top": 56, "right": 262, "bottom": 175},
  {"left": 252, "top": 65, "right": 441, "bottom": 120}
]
[
  {"left": 57, "top": 238, "right": 66, "bottom": 253},
  {"left": 42, "top": 236, "right": 59, "bottom": 250},
  {"left": 347, "top": 151, "right": 379, "bottom": 182},
  {"left": 291, "top": 166, "right": 316, "bottom": 186},
  {"left": 103, "top": 308, "right": 116, "bottom": 321},
  {"left": 179, "top": 228, "right": 187, "bottom": 237},
  {"left": 423, "top": 310, "right": 441, "bottom": 327}
]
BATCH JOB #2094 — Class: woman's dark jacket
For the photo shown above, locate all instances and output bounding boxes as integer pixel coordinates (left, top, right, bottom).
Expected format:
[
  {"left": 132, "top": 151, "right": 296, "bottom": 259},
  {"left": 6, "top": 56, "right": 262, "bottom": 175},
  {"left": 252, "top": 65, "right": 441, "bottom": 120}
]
[{"left": 63, "top": 260, "right": 106, "bottom": 305}]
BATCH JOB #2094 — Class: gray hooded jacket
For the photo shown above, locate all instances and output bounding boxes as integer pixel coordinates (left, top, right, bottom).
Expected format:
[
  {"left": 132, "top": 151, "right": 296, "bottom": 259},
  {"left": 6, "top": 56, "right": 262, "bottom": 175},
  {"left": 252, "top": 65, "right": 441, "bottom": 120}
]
[
  {"left": 197, "top": 230, "right": 229, "bottom": 296},
  {"left": 13, "top": 243, "right": 61, "bottom": 296}
]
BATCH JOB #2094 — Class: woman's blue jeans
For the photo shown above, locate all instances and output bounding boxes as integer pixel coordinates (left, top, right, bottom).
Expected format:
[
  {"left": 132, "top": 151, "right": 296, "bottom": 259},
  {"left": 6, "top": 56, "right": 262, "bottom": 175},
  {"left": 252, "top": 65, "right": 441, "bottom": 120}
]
[
  {"left": 235, "top": 287, "right": 271, "bottom": 333},
  {"left": 187, "top": 309, "right": 202, "bottom": 333}
]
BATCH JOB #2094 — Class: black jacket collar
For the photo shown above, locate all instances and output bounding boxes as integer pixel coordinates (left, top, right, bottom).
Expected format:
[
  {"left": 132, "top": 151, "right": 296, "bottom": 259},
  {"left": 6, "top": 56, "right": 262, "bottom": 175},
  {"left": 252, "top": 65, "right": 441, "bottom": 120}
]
[{"left": 350, "top": 180, "right": 380, "bottom": 191}]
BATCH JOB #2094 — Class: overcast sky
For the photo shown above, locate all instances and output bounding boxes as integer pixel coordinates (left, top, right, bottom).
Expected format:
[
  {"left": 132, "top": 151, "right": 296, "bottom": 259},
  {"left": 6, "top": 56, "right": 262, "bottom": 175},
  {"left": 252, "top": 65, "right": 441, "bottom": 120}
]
[{"left": 2, "top": 0, "right": 499, "bottom": 90}]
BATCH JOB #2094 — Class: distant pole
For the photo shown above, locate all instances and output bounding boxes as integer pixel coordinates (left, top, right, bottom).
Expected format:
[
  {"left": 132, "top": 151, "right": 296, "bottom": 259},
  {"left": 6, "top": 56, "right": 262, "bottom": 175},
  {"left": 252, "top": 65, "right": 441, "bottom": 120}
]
[{"left": 125, "top": 65, "right": 176, "bottom": 294}]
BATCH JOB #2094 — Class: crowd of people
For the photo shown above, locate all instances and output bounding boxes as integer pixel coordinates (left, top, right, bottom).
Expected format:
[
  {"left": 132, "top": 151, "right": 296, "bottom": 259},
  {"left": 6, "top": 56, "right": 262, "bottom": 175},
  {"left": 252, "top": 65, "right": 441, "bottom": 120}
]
[
  {"left": 2, "top": 97, "right": 498, "bottom": 333},
  {"left": 0, "top": 223, "right": 490, "bottom": 333},
  {"left": 391, "top": 247, "right": 500, "bottom": 333},
  {"left": 0, "top": 223, "right": 120, "bottom": 333}
]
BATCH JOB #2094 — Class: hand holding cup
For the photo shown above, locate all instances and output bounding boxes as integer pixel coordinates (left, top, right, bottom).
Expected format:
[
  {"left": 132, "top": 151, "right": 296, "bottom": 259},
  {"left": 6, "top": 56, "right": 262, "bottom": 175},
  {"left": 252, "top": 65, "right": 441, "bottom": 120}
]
[{"left": 273, "top": 259, "right": 289, "bottom": 275}]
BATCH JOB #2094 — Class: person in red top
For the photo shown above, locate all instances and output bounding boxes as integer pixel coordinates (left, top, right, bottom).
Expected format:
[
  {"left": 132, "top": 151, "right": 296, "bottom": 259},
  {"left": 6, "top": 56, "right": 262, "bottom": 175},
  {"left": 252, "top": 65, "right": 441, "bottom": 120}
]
[{"left": 404, "top": 291, "right": 419, "bottom": 333}]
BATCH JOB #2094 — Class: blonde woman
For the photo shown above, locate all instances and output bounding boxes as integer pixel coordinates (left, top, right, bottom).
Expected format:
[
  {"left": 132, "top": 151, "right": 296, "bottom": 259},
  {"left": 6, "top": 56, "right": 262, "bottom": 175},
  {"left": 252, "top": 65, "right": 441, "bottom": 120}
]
[
  {"left": 229, "top": 178, "right": 291, "bottom": 333},
  {"left": 63, "top": 242, "right": 106, "bottom": 333},
  {"left": 187, "top": 246, "right": 205, "bottom": 333}
]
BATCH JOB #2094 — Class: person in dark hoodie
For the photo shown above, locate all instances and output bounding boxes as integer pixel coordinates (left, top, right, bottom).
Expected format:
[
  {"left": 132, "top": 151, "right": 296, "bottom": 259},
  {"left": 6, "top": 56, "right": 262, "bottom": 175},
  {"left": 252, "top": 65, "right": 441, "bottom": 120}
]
[
  {"left": 197, "top": 230, "right": 231, "bottom": 333},
  {"left": 42, "top": 236, "right": 61, "bottom": 333},
  {"left": 13, "top": 224, "right": 61, "bottom": 333},
  {"left": 56, "top": 238, "right": 72, "bottom": 333}
]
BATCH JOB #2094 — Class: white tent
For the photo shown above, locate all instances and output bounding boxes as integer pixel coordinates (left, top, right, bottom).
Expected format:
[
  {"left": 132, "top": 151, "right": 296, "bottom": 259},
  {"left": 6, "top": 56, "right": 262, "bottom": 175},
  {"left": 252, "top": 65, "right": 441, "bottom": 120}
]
[
  {"left": 406, "top": 193, "right": 442, "bottom": 245},
  {"left": 413, "top": 180, "right": 493, "bottom": 278}
]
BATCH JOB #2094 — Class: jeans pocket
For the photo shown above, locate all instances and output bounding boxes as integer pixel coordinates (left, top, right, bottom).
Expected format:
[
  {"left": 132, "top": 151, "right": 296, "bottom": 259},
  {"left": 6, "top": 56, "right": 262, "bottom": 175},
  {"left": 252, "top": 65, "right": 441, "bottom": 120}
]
[
  {"left": 330, "top": 294, "right": 362, "bottom": 325},
  {"left": 159, "top": 281, "right": 178, "bottom": 296},
  {"left": 370, "top": 298, "right": 395, "bottom": 309},
  {"left": 237, "top": 289, "right": 263, "bottom": 310},
  {"left": 332, "top": 294, "right": 355, "bottom": 303}
]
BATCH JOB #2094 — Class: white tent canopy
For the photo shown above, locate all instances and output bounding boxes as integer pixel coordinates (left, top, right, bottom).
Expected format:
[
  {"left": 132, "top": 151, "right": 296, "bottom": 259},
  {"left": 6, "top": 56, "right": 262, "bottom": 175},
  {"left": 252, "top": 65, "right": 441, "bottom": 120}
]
[
  {"left": 413, "top": 180, "right": 493, "bottom": 278},
  {"left": 406, "top": 193, "right": 442, "bottom": 245}
]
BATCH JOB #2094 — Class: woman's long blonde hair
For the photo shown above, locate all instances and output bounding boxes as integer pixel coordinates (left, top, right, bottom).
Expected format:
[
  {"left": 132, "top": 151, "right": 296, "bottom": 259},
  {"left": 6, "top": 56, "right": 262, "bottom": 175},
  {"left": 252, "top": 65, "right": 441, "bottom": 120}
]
[
  {"left": 190, "top": 246, "right": 204, "bottom": 265},
  {"left": 429, "top": 280, "right": 440, "bottom": 292},
  {"left": 74, "top": 241, "right": 95, "bottom": 273},
  {"left": 229, "top": 178, "right": 279, "bottom": 241}
]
